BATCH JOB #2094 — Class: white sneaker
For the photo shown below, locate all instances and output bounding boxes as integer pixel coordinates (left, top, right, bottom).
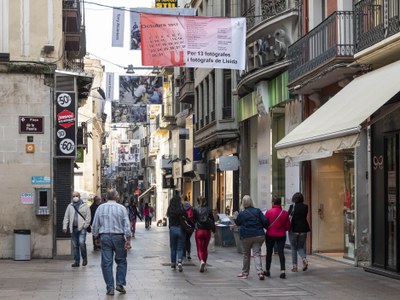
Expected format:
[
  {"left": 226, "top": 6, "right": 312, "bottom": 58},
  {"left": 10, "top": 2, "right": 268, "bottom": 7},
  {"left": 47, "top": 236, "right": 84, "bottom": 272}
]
[
  {"left": 178, "top": 262, "right": 183, "bottom": 272},
  {"left": 199, "top": 260, "right": 206, "bottom": 273}
]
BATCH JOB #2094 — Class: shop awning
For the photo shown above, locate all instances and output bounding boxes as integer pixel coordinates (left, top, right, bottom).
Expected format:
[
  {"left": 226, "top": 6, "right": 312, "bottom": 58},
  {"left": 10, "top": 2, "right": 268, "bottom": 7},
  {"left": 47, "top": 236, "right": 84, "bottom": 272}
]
[
  {"left": 138, "top": 186, "right": 155, "bottom": 200},
  {"left": 276, "top": 60, "right": 400, "bottom": 161}
]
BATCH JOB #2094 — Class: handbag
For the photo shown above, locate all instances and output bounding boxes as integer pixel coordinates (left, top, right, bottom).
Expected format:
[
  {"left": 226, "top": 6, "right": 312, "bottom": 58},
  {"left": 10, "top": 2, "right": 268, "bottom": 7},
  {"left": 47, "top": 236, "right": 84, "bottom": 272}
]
[{"left": 179, "top": 215, "right": 194, "bottom": 234}]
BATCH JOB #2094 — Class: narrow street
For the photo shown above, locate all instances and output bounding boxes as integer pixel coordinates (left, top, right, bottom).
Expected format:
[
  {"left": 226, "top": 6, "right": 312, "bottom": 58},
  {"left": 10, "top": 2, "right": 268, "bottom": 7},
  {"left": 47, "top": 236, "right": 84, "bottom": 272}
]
[{"left": 1, "top": 222, "right": 399, "bottom": 299}]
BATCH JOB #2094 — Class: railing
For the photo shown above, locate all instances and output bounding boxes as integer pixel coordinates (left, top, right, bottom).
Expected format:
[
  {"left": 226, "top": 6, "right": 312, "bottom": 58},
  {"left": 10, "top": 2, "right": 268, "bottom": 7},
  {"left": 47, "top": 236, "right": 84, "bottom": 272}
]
[
  {"left": 354, "top": 0, "right": 400, "bottom": 53},
  {"left": 261, "top": 0, "right": 288, "bottom": 21},
  {"left": 288, "top": 11, "right": 354, "bottom": 83},
  {"left": 241, "top": 0, "right": 256, "bottom": 31}
]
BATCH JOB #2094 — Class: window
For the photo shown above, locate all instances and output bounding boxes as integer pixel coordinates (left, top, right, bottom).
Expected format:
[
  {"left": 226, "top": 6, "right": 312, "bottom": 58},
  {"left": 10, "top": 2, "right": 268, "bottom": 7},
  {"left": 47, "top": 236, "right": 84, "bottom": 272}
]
[{"left": 223, "top": 70, "right": 232, "bottom": 119}]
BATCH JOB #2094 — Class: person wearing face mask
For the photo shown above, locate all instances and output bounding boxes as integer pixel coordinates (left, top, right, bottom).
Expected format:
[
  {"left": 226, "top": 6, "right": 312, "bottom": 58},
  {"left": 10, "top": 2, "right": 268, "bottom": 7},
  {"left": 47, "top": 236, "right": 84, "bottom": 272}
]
[{"left": 63, "top": 191, "right": 91, "bottom": 267}]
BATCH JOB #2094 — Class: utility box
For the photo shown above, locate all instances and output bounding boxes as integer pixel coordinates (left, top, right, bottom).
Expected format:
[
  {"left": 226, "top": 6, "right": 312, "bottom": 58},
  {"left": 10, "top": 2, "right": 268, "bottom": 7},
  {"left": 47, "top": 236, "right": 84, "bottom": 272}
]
[{"left": 14, "top": 229, "right": 31, "bottom": 261}]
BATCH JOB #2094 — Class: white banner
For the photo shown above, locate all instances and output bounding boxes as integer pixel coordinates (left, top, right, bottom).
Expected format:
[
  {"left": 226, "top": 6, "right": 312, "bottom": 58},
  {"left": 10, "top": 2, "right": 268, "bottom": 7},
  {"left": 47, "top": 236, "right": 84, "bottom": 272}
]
[
  {"left": 112, "top": 8, "right": 125, "bottom": 47},
  {"left": 106, "top": 72, "right": 114, "bottom": 100},
  {"left": 141, "top": 15, "right": 246, "bottom": 70}
]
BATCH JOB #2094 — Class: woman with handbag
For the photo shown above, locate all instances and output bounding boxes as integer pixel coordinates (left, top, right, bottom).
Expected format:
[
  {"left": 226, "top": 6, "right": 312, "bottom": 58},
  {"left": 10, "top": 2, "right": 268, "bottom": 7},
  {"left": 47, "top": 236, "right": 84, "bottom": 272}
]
[
  {"left": 288, "top": 192, "right": 311, "bottom": 272},
  {"left": 167, "top": 190, "right": 190, "bottom": 272},
  {"left": 235, "top": 195, "right": 269, "bottom": 280},
  {"left": 264, "top": 196, "right": 291, "bottom": 279},
  {"left": 193, "top": 195, "right": 215, "bottom": 273}
]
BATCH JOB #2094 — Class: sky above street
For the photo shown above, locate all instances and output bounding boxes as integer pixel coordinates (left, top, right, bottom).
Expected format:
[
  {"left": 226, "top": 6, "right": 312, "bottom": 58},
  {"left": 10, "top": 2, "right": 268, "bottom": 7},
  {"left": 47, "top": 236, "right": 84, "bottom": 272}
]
[{"left": 85, "top": 0, "right": 154, "bottom": 73}]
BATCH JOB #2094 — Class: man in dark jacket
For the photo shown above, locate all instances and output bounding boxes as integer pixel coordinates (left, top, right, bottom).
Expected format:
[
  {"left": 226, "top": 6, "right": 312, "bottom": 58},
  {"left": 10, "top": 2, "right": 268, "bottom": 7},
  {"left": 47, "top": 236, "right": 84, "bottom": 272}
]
[{"left": 90, "top": 196, "right": 102, "bottom": 250}]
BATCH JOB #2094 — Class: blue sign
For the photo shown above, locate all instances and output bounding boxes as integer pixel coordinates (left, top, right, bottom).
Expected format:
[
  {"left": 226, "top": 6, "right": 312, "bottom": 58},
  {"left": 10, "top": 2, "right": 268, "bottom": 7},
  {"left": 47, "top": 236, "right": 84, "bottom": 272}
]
[{"left": 31, "top": 176, "right": 51, "bottom": 185}]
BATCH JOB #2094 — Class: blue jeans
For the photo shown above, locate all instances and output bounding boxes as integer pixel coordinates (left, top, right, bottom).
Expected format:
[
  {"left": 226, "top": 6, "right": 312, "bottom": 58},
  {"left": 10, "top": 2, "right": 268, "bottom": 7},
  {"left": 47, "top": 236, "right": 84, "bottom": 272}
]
[
  {"left": 289, "top": 232, "right": 308, "bottom": 266},
  {"left": 71, "top": 227, "right": 87, "bottom": 263},
  {"left": 169, "top": 226, "right": 185, "bottom": 265},
  {"left": 100, "top": 234, "right": 127, "bottom": 291}
]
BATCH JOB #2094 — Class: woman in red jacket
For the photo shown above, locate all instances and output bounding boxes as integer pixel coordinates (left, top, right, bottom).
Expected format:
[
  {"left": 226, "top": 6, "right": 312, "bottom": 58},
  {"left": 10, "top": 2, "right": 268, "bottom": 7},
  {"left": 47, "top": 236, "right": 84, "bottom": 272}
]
[{"left": 264, "top": 196, "right": 291, "bottom": 279}]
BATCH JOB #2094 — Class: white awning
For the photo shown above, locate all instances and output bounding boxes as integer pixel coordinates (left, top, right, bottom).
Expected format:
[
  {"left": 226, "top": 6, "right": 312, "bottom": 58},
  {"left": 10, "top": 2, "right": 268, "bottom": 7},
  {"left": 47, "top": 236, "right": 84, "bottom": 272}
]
[
  {"left": 138, "top": 186, "right": 155, "bottom": 200},
  {"left": 276, "top": 60, "right": 400, "bottom": 160}
]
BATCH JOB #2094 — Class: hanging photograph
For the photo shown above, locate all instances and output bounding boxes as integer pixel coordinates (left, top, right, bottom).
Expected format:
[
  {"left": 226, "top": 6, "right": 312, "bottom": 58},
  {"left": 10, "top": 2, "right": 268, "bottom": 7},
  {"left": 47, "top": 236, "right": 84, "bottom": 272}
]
[
  {"left": 119, "top": 75, "right": 163, "bottom": 105},
  {"left": 111, "top": 103, "right": 148, "bottom": 123}
]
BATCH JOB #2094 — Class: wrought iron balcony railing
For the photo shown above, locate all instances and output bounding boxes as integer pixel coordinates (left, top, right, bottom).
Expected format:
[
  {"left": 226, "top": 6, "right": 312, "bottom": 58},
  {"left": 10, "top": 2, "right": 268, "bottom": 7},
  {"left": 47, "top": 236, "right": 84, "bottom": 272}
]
[
  {"left": 354, "top": 0, "right": 400, "bottom": 53},
  {"left": 288, "top": 11, "right": 354, "bottom": 83}
]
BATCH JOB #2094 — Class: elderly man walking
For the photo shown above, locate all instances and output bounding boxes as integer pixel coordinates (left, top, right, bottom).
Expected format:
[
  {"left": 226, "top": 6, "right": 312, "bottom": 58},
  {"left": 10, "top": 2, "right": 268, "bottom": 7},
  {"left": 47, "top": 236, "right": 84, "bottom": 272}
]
[
  {"left": 63, "top": 191, "right": 91, "bottom": 267},
  {"left": 92, "top": 189, "right": 132, "bottom": 296}
]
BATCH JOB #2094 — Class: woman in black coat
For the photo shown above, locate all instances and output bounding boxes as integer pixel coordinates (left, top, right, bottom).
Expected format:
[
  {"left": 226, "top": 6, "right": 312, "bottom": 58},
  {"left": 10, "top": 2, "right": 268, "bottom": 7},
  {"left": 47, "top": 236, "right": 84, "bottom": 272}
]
[{"left": 288, "top": 192, "right": 311, "bottom": 272}]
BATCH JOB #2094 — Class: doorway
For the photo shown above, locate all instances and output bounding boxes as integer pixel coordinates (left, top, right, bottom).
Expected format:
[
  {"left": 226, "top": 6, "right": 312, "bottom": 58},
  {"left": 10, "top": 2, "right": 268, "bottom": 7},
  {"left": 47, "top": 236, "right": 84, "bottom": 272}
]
[{"left": 311, "top": 153, "right": 353, "bottom": 261}]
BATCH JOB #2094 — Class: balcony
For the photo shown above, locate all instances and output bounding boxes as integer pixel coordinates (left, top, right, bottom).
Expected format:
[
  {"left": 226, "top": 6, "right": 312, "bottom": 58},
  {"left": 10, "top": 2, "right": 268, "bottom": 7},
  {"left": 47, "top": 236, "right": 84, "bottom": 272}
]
[
  {"left": 63, "top": 0, "right": 86, "bottom": 59},
  {"left": 242, "top": 0, "right": 299, "bottom": 33},
  {"left": 287, "top": 11, "right": 356, "bottom": 93},
  {"left": 354, "top": 0, "right": 400, "bottom": 67},
  {"left": 177, "top": 69, "right": 195, "bottom": 104}
]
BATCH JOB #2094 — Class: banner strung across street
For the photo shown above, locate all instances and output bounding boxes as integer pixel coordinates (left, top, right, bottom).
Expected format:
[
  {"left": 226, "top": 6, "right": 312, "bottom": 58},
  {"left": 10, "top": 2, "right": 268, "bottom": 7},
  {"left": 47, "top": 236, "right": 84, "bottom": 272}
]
[
  {"left": 129, "top": 7, "right": 195, "bottom": 50},
  {"left": 140, "top": 14, "right": 246, "bottom": 70}
]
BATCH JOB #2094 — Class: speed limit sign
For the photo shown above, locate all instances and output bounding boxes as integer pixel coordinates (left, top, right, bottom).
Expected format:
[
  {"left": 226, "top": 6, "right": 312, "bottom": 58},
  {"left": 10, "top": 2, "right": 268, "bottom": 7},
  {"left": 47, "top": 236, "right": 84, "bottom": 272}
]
[{"left": 59, "top": 138, "right": 75, "bottom": 155}]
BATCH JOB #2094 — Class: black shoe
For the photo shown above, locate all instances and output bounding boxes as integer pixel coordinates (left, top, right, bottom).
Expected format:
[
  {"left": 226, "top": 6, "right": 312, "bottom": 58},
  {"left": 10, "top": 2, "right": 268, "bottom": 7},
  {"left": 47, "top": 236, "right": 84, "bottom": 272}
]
[
  {"left": 280, "top": 272, "right": 286, "bottom": 279},
  {"left": 187, "top": 256, "right": 192, "bottom": 260},
  {"left": 106, "top": 289, "right": 114, "bottom": 295},
  {"left": 116, "top": 285, "right": 126, "bottom": 294},
  {"left": 71, "top": 262, "right": 79, "bottom": 267},
  {"left": 82, "top": 258, "right": 87, "bottom": 266},
  {"left": 264, "top": 270, "right": 270, "bottom": 277}
]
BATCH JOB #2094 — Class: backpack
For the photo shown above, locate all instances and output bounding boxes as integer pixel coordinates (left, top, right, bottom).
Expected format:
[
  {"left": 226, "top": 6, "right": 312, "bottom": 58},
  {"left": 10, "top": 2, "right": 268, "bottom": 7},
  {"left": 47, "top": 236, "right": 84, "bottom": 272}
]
[{"left": 198, "top": 208, "right": 209, "bottom": 224}]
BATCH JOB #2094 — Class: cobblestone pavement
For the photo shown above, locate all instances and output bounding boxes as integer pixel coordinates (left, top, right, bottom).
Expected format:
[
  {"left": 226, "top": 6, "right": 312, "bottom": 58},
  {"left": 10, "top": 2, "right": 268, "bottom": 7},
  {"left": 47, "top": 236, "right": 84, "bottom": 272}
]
[{"left": 1, "top": 222, "right": 400, "bottom": 300}]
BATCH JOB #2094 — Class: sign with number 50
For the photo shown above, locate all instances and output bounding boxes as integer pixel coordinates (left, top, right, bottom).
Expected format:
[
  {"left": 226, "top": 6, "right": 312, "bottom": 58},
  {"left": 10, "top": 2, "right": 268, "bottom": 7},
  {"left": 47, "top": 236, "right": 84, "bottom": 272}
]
[{"left": 55, "top": 92, "right": 76, "bottom": 157}]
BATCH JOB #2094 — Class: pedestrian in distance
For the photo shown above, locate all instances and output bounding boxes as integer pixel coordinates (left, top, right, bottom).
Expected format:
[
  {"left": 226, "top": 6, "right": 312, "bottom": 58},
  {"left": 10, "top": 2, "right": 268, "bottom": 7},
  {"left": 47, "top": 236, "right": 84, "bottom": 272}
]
[
  {"left": 128, "top": 197, "right": 142, "bottom": 237},
  {"left": 264, "top": 196, "right": 291, "bottom": 279},
  {"left": 193, "top": 195, "right": 216, "bottom": 272},
  {"left": 144, "top": 202, "right": 151, "bottom": 229},
  {"left": 90, "top": 195, "right": 102, "bottom": 251},
  {"left": 167, "top": 190, "right": 189, "bottom": 272},
  {"left": 92, "top": 189, "right": 132, "bottom": 296},
  {"left": 62, "top": 191, "right": 91, "bottom": 267},
  {"left": 234, "top": 195, "right": 269, "bottom": 280},
  {"left": 183, "top": 197, "right": 194, "bottom": 261},
  {"left": 288, "top": 192, "right": 311, "bottom": 272},
  {"left": 149, "top": 202, "right": 155, "bottom": 228}
]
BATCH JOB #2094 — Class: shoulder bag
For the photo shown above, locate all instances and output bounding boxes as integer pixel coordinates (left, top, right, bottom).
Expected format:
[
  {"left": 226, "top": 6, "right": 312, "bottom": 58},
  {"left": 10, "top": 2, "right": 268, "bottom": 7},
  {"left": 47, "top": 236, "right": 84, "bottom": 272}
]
[
  {"left": 73, "top": 204, "right": 91, "bottom": 233},
  {"left": 245, "top": 208, "right": 269, "bottom": 229}
]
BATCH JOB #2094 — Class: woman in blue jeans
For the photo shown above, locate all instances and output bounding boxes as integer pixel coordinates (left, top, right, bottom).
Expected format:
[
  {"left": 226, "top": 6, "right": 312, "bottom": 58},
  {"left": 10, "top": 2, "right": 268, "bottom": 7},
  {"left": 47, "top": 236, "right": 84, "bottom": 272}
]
[
  {"left": 167, "top": 191, "right": 188, "bottom": 272},
  {"left": 288, "top": 192, "right": 311, "bottom": 272}
]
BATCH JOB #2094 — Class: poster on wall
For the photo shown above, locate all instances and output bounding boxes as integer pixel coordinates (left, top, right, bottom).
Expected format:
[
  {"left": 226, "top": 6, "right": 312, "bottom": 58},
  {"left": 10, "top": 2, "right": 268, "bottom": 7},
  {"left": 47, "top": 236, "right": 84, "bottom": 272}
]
[
  {"left": 140, "top": 14, "right": 246, "bottom": 70},
  {"left": 55, "top": 92, "right": 76, "bottom": 158}
]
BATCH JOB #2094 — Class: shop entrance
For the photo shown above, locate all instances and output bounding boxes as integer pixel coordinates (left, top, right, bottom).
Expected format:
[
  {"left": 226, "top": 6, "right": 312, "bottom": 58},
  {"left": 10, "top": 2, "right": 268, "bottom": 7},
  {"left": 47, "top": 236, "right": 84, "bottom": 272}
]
[{"left": 311, "top": 153, "right": 354, "bottom": 261}]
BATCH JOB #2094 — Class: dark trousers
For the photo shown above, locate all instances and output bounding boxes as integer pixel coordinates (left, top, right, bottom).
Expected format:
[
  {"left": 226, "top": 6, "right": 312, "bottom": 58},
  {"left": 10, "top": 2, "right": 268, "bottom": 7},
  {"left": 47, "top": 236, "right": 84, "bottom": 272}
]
[{"left": 265, "top": 236, "right": 286, "bottom": 271}]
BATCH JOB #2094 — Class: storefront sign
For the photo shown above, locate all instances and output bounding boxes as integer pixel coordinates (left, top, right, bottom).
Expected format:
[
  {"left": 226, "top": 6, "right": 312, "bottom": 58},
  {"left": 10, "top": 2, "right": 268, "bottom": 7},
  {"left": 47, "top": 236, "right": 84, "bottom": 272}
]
[
  {"left": 55, "top": 92, "right": 76, "bottom": 157},
  {"left": 19, "top": 116, "right": 44, "bottom": 134},
  {"left": 155, "top": 0, "right": 177, "bottom": 8}
]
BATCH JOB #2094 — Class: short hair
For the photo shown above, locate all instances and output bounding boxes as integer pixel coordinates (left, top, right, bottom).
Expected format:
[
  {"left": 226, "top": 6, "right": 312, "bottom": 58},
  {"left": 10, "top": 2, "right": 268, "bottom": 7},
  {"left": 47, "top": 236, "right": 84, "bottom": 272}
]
[
  {"left": 197, "top": 195, "right": 207, "bottom": 207},
  {"left": 241, "top": 195, "right": 253, "bottom": 208},
  {"left": 272, "top": 196, "right": 281, "bottom": 206},
  {"left": 292, "top": 192, "right": 304, "bottom": 203},
  {"left": 107, "top": 189, "right": 118, "bottom": 200}
]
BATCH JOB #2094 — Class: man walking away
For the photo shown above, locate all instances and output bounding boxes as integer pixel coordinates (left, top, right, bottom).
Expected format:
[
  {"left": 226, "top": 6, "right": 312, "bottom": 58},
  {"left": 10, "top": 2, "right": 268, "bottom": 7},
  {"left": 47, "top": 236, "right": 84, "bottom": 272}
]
[
  {"left": 92, "top": 189, "right": 132, "bottom": 296},
  {"left": 63, "top": 191, "right": 91, "bottom": 267}
]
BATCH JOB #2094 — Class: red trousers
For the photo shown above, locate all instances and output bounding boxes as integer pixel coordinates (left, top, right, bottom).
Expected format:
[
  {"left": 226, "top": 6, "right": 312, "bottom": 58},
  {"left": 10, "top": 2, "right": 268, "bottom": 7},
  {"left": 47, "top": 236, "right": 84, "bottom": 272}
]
[{"left": 195, "top": 229, "right": 211, "bottom": 263}]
